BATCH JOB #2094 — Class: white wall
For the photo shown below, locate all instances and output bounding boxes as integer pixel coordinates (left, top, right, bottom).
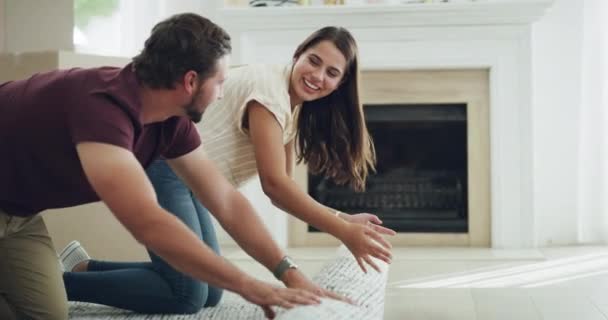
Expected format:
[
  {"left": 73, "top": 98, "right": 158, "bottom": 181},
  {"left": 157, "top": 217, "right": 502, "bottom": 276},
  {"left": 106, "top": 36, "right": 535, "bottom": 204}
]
[
  {"left": 532, "top": 0, "right": 582, "bottom": 246},
  {"left": 578, "top": 0, "right": 608, "bottom": 244},
  {"left": 532, "top": 0, "right": 607, "bottom": 246},
  {"left": 600, "top": 0, "right": 608, "bottom": 244}
]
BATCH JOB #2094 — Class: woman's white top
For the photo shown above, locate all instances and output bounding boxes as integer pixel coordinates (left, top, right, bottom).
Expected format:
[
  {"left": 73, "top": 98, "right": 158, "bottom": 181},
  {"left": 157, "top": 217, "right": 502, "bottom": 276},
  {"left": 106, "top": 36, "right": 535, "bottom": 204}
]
[{"left": 197, "top": 64, "right": 297, "bottom": 187}]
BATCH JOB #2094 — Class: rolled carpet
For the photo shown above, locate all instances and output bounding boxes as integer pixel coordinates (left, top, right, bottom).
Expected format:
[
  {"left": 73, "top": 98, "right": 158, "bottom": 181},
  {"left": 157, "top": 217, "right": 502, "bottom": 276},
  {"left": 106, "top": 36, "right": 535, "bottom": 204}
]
[{"left": 69, "top": 245, "right": 389, "bottom": 319}]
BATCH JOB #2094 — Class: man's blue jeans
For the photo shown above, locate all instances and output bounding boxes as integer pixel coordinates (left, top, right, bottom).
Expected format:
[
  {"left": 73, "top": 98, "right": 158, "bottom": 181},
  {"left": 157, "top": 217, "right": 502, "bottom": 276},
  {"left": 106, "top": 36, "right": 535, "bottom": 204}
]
[{"left": 63, "top": 160, "right": 223, "bottom": 314}]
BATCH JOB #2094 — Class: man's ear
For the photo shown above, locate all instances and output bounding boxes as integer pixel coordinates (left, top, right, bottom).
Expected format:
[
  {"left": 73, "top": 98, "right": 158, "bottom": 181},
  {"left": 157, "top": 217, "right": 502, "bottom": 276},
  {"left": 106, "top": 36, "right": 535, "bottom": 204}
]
[{"left": 182, "top": 70, "right": 199, "bottom": 95}]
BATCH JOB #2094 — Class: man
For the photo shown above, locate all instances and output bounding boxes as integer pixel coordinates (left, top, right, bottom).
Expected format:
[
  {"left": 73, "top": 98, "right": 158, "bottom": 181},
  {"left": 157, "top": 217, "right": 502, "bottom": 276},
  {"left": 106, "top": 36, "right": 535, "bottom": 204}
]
[{"left": 0, "top": 13, "right": 329, "bottom": 320}]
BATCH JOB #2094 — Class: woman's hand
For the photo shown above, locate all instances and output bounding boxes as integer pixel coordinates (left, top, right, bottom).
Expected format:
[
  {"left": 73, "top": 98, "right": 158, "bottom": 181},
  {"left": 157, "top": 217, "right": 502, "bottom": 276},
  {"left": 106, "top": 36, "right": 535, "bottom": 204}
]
[
  {"left": 239, "top": 277, "right": 321, "bottom": 319},
  {"left": 338, "top": 220, "right": 394, "bottom": 273},
  {"left": 341, "top": 213, "right": 397, "bottom": 236},
  {"left": 281, "top": 269, "right": 354, "bottom": 305}
]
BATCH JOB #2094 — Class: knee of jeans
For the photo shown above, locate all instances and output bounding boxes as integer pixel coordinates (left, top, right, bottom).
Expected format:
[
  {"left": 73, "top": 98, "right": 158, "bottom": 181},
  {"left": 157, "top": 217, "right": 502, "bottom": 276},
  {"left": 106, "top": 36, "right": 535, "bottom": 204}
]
[
  {"left": 171, "top": 284, "right": 208, "bottom": 314},
  {"left": 205, "top": 287, "right": 224, "bottom": 307}
]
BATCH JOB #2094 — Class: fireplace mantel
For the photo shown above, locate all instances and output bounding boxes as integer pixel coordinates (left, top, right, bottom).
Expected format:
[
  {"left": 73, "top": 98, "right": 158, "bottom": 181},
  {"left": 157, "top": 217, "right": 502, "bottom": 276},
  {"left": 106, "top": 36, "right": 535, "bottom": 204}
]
[
  {"left": 217, "top": 0, "right": 556, "bottom": 249},
  {"left": 219, "top": 1, "right": 553, "bottom": 30}
]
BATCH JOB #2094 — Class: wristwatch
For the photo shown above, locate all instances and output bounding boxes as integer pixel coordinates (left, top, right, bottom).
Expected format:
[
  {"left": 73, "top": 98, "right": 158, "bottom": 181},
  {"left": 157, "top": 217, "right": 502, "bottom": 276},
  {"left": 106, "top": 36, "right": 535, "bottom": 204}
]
[{"left": 273, "top": 255, "right": 298, "bottom": 280}]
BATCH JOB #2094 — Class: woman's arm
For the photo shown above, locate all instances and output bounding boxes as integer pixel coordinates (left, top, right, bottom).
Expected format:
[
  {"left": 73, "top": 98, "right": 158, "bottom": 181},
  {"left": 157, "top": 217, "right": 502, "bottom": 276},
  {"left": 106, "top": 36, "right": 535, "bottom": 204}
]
[
  {"left": 284, "top": 139, "right": 294, "bottom": 178},
  {"left": 247, "top": 101, "right": 393, "bottom": 272}
]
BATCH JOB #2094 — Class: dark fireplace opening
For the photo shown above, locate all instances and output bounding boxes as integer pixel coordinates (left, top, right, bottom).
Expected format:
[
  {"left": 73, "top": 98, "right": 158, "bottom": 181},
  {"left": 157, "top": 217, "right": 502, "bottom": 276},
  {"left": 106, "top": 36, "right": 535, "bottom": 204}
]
[{"left": 308, "top": 104, "right": 468, "bottom": 233}]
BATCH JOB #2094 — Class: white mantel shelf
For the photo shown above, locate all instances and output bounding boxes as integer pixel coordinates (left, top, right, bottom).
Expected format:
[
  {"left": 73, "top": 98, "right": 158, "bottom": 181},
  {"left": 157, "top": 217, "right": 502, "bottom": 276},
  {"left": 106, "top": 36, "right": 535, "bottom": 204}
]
[{"left": 219, "top": 0, "right": 554, "bottom": 30}]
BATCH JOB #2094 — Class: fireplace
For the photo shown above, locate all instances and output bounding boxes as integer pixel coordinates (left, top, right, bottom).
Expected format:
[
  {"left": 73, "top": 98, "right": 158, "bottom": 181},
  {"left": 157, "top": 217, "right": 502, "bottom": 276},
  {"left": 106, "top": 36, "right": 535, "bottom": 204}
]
[{"left": 308, "top": 104, "right": 469, "bottom": 233}]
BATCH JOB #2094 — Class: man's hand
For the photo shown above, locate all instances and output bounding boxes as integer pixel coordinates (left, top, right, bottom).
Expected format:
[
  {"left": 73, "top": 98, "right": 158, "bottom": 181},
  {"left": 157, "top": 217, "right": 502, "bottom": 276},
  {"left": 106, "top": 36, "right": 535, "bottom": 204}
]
[
  {"left": 239, "top": 277, "right": 321, "bottom": 319},
  {"left": 338, "top": 222, "right": 393, "bottom": 273},
  {"left": 341, "top": 213, "right": 397, "bottom": 236},
  {"left": 280, "top": 269, "right": 354, "bottom": 305}
]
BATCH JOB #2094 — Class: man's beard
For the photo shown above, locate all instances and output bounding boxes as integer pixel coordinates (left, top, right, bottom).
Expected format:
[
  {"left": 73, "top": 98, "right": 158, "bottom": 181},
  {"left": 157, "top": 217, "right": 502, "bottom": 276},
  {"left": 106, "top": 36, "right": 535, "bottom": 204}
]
[
  {"left": 185, "top": 104, "right": 203, "bottom": 123},
  {"left": 183, "top": 90, "right": 204, "bottom": 123}
]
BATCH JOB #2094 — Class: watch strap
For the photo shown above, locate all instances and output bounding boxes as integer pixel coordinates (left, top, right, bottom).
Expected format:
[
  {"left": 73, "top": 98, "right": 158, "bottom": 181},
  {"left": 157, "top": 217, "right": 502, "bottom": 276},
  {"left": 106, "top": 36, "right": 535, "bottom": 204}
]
[{"left": 273, "top": 255, "right": 298, "bottom": 280}]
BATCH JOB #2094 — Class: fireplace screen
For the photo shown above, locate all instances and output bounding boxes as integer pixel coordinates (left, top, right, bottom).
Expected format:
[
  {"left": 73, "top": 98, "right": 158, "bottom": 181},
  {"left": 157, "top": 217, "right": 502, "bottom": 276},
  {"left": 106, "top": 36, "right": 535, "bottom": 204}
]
[{"left": 308, "top": 104, "right": 468, "bottom": 233}]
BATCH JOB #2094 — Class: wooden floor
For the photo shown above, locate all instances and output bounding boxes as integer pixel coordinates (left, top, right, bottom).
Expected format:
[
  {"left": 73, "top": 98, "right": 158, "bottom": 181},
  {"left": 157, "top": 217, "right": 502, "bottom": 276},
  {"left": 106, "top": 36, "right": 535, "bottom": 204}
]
[{"left": 224, "top": 245, "right": 608, "bottom": 320}]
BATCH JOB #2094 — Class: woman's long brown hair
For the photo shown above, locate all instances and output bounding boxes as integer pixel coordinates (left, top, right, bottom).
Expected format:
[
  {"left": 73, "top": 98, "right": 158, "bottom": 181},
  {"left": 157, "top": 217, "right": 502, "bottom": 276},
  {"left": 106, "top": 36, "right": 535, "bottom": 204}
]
[{"left": 294, "top": 26, "right": 376, "bottom": 192}]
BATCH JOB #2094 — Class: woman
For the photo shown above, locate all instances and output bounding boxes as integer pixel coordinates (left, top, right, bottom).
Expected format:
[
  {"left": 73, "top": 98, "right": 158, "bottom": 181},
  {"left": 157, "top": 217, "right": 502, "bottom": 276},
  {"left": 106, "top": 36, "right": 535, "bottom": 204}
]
[
  {"left": 62, "top": 26, "right": 394, "bottom": 314},
  {"left": 195, "top": 26, "right": 395, "bottom": 271}
]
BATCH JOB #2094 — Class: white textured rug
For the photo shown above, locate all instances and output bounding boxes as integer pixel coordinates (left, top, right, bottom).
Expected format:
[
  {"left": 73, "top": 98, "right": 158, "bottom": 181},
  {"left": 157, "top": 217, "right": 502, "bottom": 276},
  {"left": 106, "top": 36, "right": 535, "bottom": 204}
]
[{"left": 69, "top": 245, "right": 388, "bottom": 319}]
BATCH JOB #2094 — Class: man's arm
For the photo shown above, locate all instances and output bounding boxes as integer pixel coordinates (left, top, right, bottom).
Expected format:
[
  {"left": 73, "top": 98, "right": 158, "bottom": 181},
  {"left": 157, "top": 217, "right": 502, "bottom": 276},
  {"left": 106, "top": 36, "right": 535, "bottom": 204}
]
[
  {"left": 76, "top": 142, "right": 319, "bottom": 314},
  {"left": 168, "top": 145, "right": 289, "bottom": 274},
  {"left": 167, "top": 145, "right": 349, "bottom": 302},
  {"left": 168, "top": 147, "right": 351, "bottom": 302}
]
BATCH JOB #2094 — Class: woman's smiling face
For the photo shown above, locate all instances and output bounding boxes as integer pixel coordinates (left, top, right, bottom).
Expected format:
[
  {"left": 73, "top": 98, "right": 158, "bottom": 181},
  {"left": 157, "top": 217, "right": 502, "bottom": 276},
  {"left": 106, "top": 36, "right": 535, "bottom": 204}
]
[{"left": 290, "top": 40, "right": 347, "bottom": 105}]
